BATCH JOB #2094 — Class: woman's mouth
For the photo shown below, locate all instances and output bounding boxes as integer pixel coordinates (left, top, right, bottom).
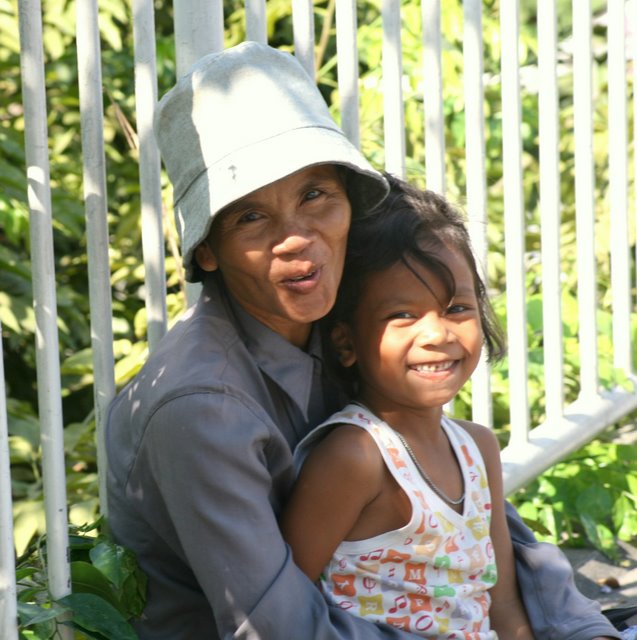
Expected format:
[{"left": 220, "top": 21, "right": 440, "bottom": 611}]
[
  {"left": 281, "top": 268, "right": 321, "bottom": 291},
  {"left": 287, "top": 270, "right": 316, "bottom": 282}
]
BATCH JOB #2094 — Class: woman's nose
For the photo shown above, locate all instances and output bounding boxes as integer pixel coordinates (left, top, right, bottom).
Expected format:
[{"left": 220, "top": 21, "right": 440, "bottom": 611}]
[{"left": 272, "top": 219, "right": 315, "bottom": 255}]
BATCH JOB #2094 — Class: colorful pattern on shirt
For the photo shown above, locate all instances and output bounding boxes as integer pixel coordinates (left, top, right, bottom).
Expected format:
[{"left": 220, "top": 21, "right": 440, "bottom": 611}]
[{"left": 296, "top": 405, "right": 497, "bottom": 639}]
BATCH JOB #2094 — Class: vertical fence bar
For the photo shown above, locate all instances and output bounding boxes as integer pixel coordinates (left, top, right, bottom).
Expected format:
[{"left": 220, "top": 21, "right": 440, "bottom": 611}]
[
  {"left": 173, "top": 0, "right": 223, "bottom": 307},
  {"left": 463, "top": 0, "right": 487, "bottom": 267},
  {"left": 421, "top": 0, "right": 445, "bottom": 195},
  {"left": 381, "top": 0, "right": 405, "bottom": 178},
  {"left": 634, "top": 0, "right": 637, "bottom": 319},
  {"left": 463, "top": 0, "right": 492, "bottom": 428},
  {"left": 608, "top": 0, "right": 632, "bottom": 374},
  {"left": 17, "top": 0, "right": 71, "bottom": 616},
  {"left": 174, "top": 0, "right": 223, "bottom": 77},
  {"left": 245, "top": 0, "right": 267, "bottom": 44},
  {"left": 500, "top": 0, "right": 530, "bottom": 444},
  {"left": 335, "top": 0, "right": 360, "bottom": 147},
  {"left": 0, "top": 329, "right": 17, "bottom": 640},
  {"left": 292, "top": 0, "right": 316, "bottom": 78},
  {"left": 76, "top": 0, "right": 116, "bottom": 514},
  {"left": 538, "top": 0, "right": 564, "bottom": 419},
  {"left": 573, "top": 0, "right": 599, "bottom": 397},
  {"left": 133, "top": 0, "right": 168, "bottom": 351}
]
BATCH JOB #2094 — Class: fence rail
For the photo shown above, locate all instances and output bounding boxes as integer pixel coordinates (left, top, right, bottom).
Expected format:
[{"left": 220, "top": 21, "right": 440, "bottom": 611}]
[{"left": 3, "top": 0, "right": 635, "bottom": 636}]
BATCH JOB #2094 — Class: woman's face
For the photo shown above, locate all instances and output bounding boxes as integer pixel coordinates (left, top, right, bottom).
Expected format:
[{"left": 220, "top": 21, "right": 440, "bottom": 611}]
[{"left": 195, "top": 165, "right": 351, "bottom": 348}]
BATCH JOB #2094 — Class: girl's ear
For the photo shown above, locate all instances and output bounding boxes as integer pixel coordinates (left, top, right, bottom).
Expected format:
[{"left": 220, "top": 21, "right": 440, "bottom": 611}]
[
  {"left": 194, "top": 242, "right": 219, "bottom": 272},
  {"left": 331, "top": 322, "right": 357, "bottom": 367}
]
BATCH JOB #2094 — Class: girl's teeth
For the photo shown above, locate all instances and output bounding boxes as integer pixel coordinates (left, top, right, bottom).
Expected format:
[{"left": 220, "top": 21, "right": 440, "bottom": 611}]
[{"left": 414, "top": 361, "right": 454, "bottom": 373}]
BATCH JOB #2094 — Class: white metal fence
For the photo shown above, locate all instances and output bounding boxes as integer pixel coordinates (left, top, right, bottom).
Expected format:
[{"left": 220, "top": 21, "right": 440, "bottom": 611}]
[{"left": 2, "top": 0, "right": 636, "bottom": 637}]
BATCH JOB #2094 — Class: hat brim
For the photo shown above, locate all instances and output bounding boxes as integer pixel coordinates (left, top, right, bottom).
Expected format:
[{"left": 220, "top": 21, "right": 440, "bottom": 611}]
[{"left": 177, "top": 125, "right": 388, "bottom": 281}]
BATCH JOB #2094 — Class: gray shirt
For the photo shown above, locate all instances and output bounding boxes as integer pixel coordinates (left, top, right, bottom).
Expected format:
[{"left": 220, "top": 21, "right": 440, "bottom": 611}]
[{"left": 106, "top": 274, "right": 619, "bottom": 640}]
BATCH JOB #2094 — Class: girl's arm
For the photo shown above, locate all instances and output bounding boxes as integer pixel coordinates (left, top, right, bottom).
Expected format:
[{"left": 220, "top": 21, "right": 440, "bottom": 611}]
[
  {"left": 280, "top": 424, "right": 385, "bottom": 581},
  {"left": 460, "top": 420, "right": 535, "bottom": 640}
]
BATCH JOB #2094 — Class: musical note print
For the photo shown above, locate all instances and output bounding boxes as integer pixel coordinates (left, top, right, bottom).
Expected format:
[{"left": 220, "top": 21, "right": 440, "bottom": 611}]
[
  {"left": 359, "top": 548, "right": 384, "bottom": 562},
  {"left": 388, "top": 594, "right": 408, "bottom": 614}
]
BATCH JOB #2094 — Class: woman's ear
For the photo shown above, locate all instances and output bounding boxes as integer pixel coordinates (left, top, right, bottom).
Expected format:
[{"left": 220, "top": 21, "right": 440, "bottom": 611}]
[
  {"left": 331, "top": 323, "right": 357, "bottom": 367},
  {"left": 194, "top": 242, "right": 219, "bottom": 272}
]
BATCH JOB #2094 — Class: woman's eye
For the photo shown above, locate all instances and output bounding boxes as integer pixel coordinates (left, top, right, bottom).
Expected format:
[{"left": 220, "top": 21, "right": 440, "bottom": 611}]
[
  {"left": 238, "top": 210, "right": 262, "bottom": 224},
  {"left": 304, "top": 188, "right": 322, "bottom": 201}
]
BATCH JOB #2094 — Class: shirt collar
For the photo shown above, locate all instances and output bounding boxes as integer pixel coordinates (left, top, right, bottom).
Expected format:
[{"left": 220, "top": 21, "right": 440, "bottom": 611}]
[{"left": 222, "top": 283, "right": 320, "bottom": 421}]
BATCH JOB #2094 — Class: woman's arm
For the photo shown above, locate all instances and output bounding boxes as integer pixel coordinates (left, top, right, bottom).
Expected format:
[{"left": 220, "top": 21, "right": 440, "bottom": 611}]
[{"left": 142, "top": 394, "right": 419, "bottom": 639}]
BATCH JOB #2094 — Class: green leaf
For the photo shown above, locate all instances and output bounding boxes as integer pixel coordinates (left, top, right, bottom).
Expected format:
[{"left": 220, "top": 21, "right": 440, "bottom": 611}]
[
  {"left": 120, "top": 564, "right": 147, "bottom": 619},
  {"left": 89, "top": 541, "right": 127, "bottom": 590},
  {"left": 60, "top": 348, "right": 94, "bottom": 376},
  {"left": 70, "top": 561, "right": 124, "bottom": 614},
  {"left": 17, "top": 601, "right": 68, "bottom": 627},
  {"left": 57, "top": 593, "right": 138, "bottom": 640},
  {"left": 89, "top": 540, "right": 147, "bottom": 617},
  {"left": 575, "top": 485, "right": 612, "bottom": 522},
  {"left": 15, "top": 566, "right": 40, "bottom": 582},
  {"left": 615, "top": 494, "right": 637, "bottom": 540},
  {"left": 526, "top": 295, "right": 543, "bottom": 333},
  {"left": 67, "top": 534, "right": 99, "bottom": 563},
  {"left": 579, "top": 514, "right": 618, "bottom": 560},
  {"left": 16, "top": 587, "right": 47, "bottom": 603},
  {"left": 520, "top": 516, "right": 553, "bottom": 537}
]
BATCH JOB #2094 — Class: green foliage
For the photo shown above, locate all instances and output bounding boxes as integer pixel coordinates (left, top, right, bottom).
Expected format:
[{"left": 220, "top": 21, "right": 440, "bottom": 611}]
[
  {"left": 511, "top": 433, "right": 637, "bottom": 559},
  {"left": 2, "top": 0, "right": 183, "bottom": 550},
  {"left": 9, "top": 395, "right": 102, "bottom": 557},
  {"left": 16, "top": 521, "right": 146, "bottom": 639}
]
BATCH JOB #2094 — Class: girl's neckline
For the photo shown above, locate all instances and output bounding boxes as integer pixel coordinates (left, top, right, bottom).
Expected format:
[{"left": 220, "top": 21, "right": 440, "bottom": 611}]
[{"left": 351, "top": 401, "right": 465, "bottom": 508}]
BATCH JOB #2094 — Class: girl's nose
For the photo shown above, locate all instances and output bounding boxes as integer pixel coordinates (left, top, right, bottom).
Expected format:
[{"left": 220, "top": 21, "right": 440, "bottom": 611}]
[{"left": 415, "top": 313, "right": 449, "bottom": 346}]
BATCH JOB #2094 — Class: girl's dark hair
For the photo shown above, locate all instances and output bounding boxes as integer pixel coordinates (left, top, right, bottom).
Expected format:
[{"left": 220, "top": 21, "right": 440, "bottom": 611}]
[{"left": 323, "top": 173, "right": 506, "bottom": 394}]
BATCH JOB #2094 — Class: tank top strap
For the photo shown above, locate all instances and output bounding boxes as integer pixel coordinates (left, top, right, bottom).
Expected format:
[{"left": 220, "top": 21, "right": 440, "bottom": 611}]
[{"left": 293, "top": 402, "right": 401, "bottom": 473}]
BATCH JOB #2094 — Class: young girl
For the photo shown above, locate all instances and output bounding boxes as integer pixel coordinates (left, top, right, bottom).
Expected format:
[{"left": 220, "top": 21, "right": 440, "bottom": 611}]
[{"left": 281, "top": 175, "right": 534, "bottom": 639}]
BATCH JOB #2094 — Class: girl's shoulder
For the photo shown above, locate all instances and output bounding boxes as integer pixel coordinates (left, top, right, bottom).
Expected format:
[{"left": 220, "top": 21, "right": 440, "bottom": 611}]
[
  {"left": 297, "top": 421, "right": 387, "bottom": 502},
  {"left": 311, "top": 421, "right": 383, "bottom": 464},
  {"left": 444, "top": 417, "right": 502, "bottom": 465},
  {"left": 294, "top": 404, "right": 386, "bottom": 476}
]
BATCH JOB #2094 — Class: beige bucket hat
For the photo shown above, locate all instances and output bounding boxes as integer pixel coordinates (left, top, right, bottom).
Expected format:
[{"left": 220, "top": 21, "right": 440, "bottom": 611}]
[{"left": 154, "top": 41, "right": 388, "bottom": 281}]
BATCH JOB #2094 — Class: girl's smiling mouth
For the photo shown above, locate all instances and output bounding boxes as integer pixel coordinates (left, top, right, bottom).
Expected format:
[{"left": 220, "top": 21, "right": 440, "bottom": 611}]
[{"left": 410, "top": 360, "right": 456, "bottom": 373}]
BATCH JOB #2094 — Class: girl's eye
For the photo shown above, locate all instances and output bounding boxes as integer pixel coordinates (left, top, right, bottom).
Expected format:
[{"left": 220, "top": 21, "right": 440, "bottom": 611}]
[
  {"left": 445, "top": 303, "right": 469, "bottom": 315},
  {"left": 387, "top": 311, "right": 414, "bottom": 320}
]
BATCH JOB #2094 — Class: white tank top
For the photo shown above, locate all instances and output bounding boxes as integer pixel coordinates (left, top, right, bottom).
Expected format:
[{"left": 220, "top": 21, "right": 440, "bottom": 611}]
[{"left": 294, "top": 403, "right": 498, "bottom": 639}]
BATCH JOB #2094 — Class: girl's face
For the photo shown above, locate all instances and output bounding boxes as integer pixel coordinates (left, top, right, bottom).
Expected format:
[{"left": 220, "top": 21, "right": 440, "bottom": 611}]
[{"left": 337, "top": 243, "right": 483, "bottom": 423}]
